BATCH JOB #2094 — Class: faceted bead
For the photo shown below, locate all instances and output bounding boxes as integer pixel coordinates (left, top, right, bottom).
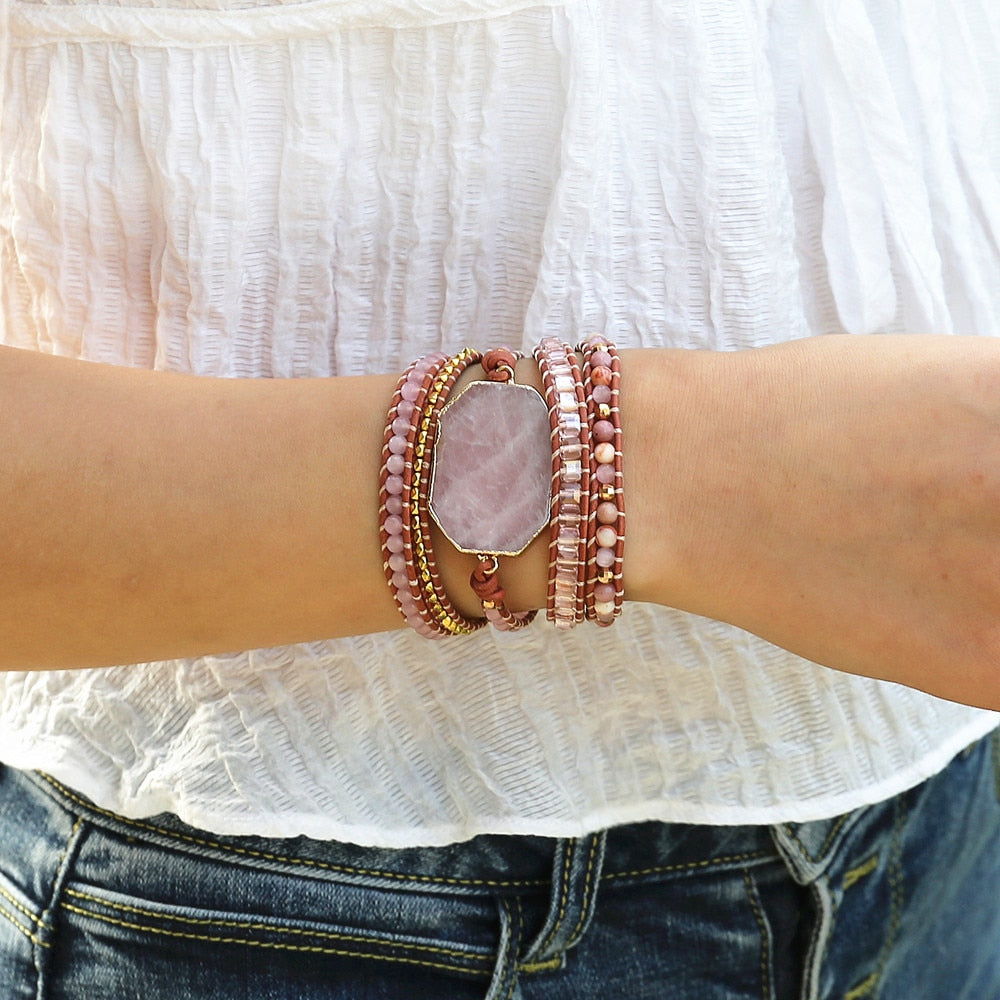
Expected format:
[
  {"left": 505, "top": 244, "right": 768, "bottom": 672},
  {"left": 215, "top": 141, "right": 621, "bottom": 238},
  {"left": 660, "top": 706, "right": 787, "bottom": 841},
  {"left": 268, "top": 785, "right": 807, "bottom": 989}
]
[{"left": 563, "top": 460, "right": 582, "bottom": 483}]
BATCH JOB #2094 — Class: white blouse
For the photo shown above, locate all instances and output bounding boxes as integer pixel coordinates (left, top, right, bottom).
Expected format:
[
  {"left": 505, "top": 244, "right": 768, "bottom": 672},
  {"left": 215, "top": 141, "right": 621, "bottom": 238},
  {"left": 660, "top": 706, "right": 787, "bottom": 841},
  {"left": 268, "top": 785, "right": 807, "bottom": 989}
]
[{"left": 1, "top": 0, "right": 997, "bottom": 846}]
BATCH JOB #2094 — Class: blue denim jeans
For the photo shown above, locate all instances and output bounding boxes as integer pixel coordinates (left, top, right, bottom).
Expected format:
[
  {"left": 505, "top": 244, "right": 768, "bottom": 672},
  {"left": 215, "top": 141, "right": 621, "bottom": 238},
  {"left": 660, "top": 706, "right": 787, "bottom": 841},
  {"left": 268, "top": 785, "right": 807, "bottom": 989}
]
[{"left": 1, "top": 730, "right": 998, "bottom": 999}]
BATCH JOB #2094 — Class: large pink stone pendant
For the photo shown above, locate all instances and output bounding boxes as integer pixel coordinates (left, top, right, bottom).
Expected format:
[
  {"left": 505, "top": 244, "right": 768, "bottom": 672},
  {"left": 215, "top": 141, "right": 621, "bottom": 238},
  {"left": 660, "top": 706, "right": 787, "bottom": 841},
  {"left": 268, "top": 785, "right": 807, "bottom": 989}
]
[{"left": 429, "top": 380, "right": 551, "bottom": 556}]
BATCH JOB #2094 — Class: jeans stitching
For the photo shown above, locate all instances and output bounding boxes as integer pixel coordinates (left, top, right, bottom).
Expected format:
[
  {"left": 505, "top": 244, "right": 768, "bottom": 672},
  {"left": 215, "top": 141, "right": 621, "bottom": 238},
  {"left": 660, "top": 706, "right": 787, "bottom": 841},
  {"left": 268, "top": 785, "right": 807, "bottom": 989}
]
[
  {"left": 37, "top": 773, "right": 548, "bottom": 890},
  {"left": 601, "top": 849, "right": 772, "bottom": 882},
  {"left": 60, "top": 886, "right": 490, "bottom": 963},
  {"left": 561, "top": 836, "right": 601, "bottom": 952},
  {"left": 0, "top": 894, "right": 46, "bottom": 948},
  {"left": 534, "top": 838, "right": 575, "bottom": 956},
  {"left": 58, "top": 901, "right": 494, "bottom": 975},
  {"left": 742, "top": 868, "right": 772, "bottom": 1000}
]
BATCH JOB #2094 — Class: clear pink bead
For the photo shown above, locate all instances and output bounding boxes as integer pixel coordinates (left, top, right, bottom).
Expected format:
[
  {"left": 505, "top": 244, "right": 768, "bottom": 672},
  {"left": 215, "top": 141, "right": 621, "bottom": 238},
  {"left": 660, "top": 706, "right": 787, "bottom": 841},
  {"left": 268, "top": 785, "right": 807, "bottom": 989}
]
[
  {"left": 388, "top": 435, "right": 408, "bottom": 456},
  {"left": 385, "top": 474, "right": 405, "bottom": 495},
  {"left": 563, "top": 460, "right": 582, "bottom": 483},
  {"left": 560, "top": 442, "right": 583, "bottom": 461},
  {"left": 391, "top": 570, "right": 409, "bottom": 590},
  {"left": 385, "top": 533, "right": 405, "bottom": 554},
  {"left": 386, "top": 454, "right": 405, "bottom": 476},
  {"left": 400, "top": 380, "right": 422, "bottom": 402},
  {"left": 391, "top": 415, "right": 411, "bottom": 437},
  {"left": 397, "top": 399, "right": 416, "bottom": 420},
  {"left": 384, "top": 514, "right": 403, "bottom": 535},
  {"left": 388, "top": 553, "right": 407, "bottom": 573},
  {"left": 386, "top": 495, "right": 404, "bottom": 516}
]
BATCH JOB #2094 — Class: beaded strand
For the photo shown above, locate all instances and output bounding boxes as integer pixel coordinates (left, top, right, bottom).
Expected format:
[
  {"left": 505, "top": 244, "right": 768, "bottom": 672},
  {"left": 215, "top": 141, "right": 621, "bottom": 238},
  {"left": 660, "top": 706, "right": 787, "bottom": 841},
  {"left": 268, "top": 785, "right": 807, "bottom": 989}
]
[
  {"left": 533, "top": 337, "right": 590, "bottom": 628},
  {"left": 579, "top": 334, "right": 625, "bottom": 624}
]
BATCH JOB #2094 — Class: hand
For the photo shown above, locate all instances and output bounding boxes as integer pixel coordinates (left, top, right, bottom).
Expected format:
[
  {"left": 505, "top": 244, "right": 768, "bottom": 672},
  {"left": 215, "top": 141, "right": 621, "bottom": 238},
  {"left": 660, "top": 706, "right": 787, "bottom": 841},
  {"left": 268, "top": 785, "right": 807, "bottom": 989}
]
[{"left": 625, "top": 335, "right": 1000, "bottom": 710}]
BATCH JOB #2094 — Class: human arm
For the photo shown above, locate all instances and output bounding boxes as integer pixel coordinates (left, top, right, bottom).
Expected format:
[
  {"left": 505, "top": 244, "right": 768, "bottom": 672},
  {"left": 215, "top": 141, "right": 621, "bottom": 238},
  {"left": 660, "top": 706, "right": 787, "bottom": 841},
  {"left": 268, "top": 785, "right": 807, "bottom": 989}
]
[{"left": 2, "top": 336, "right": 999, "bottom": 710}]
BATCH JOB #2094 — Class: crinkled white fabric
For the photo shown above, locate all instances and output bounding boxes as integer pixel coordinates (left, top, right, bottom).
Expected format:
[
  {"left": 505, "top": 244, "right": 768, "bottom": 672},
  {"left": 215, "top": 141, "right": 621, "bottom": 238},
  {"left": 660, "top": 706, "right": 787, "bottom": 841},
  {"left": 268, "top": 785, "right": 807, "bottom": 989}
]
[{"left": 0, "top": 0, "right": 998, "bottom": 846}]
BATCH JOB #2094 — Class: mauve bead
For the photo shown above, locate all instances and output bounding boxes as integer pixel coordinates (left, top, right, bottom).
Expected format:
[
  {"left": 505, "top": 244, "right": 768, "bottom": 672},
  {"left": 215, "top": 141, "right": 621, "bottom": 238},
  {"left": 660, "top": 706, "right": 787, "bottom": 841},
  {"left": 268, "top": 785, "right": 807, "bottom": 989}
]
[
  {"left": 386, "top": 533, "right": 405, "bottom": 553},
  {"left": 386, "top": 454, "right": 405, "bottom": 476},
  {"left": 384, "top": 514, "right": 403, "bottom": 535},
  {"left": 596, "top": 463, "right": 615, "bottom": 485},
  {"left": 397, "top": 399, "right": 416, "bottom": 420},
  {"left": 595, "top": 546, "right": 615, "bottom": 568},
  {"left": 596, "top": 501, "right": 618, "bottom": 524},
  {"left": 594, "top": 600, "right": 615, "bottom": 617},
  {"left": 405, "top": 613, "right": 427, "bottom": 631},
  {"left": 391, "top": 570, "right": 409, "bottom": 590},
  {"left": 386, "top": 495, "right": 404, "bottom": 515},
  {"left": 593, "top": 384, "right": 612, "bottom": 405},
  {"left": 385, "top": 474, "right": 405, "bottom": 495},
  {"left": 592, "top": 419, "right": 614, "bottom": 443},
  {"left": 391, "top": 415, "right": 411, "bottom": 437},
  {"left": 596, "top": 525, "right": 617, "bottom": 548},
  {"left": 585, "top": 333, "right": 606, "bottom": 348},
  {"left": 400, "top": 380, "right": 422, "bottom": 402},
  {"left": 388, "top": 552, "right": 406, "bottom": 573},
  {"left": 388, "top": 434, "right": 408, "bottom": 456},
  {"left": 594, "top": 442, "right": 615, "bottom": 464},
  {"left": 591, "top": 350, "right": 613, "bottom": 369},
  {"left": 591, "top": 365, "right": 613, "bottom": 387},
  {"left": 594, "top": 582, "right": 616, "bottom": 603}
]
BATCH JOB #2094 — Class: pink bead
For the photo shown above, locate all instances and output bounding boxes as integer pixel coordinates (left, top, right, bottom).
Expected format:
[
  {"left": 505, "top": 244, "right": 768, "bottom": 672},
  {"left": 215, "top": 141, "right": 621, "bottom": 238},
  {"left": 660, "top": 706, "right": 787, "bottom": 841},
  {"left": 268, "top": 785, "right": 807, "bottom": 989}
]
[
  {"left": 594, "top": 582, "right": 616, "bottom": 603},
  {"left": 585, "top": 333, "right": 607, "bottom": 348},
  {"left": 591, "top": 350, "right": 613, "bottom": 370},
  {"left": 391, "top": 415, "right": 411, "bottom": 437},
  {"left": 400, "top": 380, "right": 422, "bottom": 402},
  {"left": 385, "top": 474, "right": 405, "bottom": 495},
  {"left": 596, "top": 501, "right": 618, "bottom": 524},
  {"left": 594, "top": 442, "right": 615, "bottom": 464},
  {"left": 397, "top": 399, "right": 415, "bottom": 420},
  {"left": 388, "top": 435, "right": 408, "bottom": 456},
  {"left": 391, "top": 570, "right": 409, "bottom": 590},
  {"left": 591, "top": 365, "right": 613, "bottom": 387},
  {"left": 386, "top": 495, "right": 404, "bottom": 516},
  {"left": 592, "top": 419, "right": 614, "bottom": 443},
  {"left": 594, "top": 600, "right": 615, "bottom": 617},
  {"left": 593, "top": 384, "right": 612, "bottom": 405},
  {"left": 388, "top": 552, "right": 407, "bottom": 573},
  {"left": 596, "top": 525, "right": 617, "bottom": 548},
  {"left": 386, "top": 453, "right": 405, "bottom": 476},
  {"left": 595, "top": 464, "right": 615, "bottom": 485},
  {"left": 405, "top": 613, "right": 427, "bottom": 631},
  {"left": 385, "top": 533, "right": 405, "bottom": 554},
  {"left": 595, "top": 546, "right": 615, "bottom": 568},
  {"left": 384, "top": 514, "right": 403, "bottom": 536}
]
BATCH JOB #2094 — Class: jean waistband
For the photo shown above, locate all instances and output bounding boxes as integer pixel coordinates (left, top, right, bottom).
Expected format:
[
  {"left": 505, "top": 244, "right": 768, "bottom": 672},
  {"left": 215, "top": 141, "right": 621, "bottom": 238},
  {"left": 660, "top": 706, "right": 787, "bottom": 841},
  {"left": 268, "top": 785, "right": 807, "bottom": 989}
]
[{"left": 18, "top": 768, "right": 781, "bottom": 894}]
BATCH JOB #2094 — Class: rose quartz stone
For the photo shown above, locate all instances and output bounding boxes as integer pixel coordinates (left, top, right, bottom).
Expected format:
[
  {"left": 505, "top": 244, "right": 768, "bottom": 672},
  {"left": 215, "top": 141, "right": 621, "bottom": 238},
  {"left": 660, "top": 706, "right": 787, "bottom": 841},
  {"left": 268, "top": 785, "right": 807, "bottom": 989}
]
[{"left": 429, "top": 381, "right": 551, "bottom": 555}]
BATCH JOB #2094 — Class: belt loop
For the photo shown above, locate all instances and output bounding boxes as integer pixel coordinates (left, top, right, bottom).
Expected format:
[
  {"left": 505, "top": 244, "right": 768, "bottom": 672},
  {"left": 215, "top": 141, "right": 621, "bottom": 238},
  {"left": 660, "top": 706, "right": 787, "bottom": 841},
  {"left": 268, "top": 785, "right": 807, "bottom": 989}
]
[
  {"left": 485, "top": 895, "right": 524, "bottom": 1000},
  {"left": 520, "top": 831, "right": 607, "bottom": 970}
]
